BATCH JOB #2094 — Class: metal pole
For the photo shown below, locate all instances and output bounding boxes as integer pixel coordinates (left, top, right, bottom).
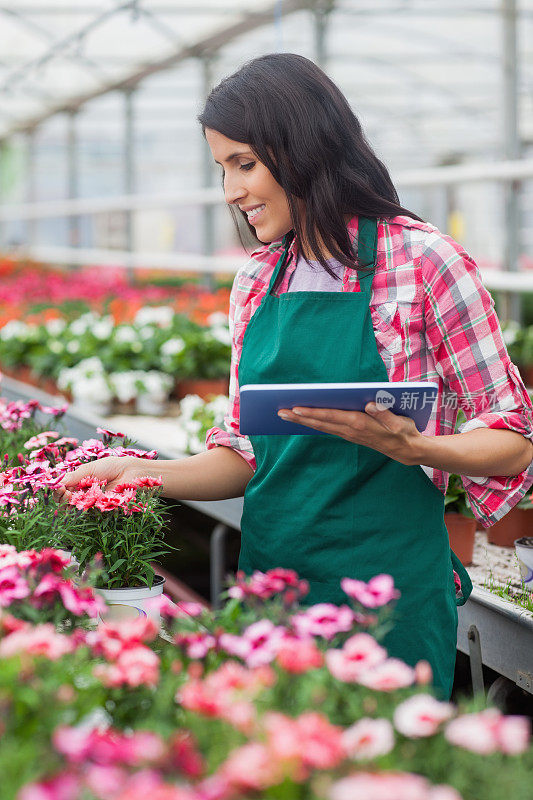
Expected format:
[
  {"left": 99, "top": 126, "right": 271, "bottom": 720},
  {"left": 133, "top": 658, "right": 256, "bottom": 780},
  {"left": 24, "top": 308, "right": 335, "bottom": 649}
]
[
  {"left": 314, "top": 0, "right": 332, "bottom": 69},
  {"left": 67, "top": 110, "right": 80, "bottom": 262},
  {"left": 502, "top": 0, "right": 521, "bottom": 323},
  {"left": 26, "top": 130, "right": 37, "bottom": 247},
  {"left": 0, "top": 139, "right": 6, "bottom": 249},
  {"left": 201, "top": 55, "right": 216, "bottom": 291},
  {"left": 123, "top": 88, "right": 136, "bottom": 282}
]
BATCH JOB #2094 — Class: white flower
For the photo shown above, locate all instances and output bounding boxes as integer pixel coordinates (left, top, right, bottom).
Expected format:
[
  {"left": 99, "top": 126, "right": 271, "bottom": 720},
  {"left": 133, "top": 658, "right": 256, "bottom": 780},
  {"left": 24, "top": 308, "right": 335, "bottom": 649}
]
[
  {"left": 69, "top": 312, "right": 98, "bottom": 337},
  {"left": 206, "top": 395, "right": 229, "bottom": 420},
  {"left": 0, "top": 320, "right": 31, "bottom": 341},
  {"left": 72, "top": 375, "right": 112, "bottom": 403},
  {"left": 209, "top": 326, "right": 231, "bottom": 346},
  {"left": 66, "top": 340, "right": 80, "bottom": 354},
  {"left": 501, "top": 320, "right": 520, "bottom": 347},
  {"left": 161, "top": 337, "right": 186, "bottom": 357},
  {"left": 134, "top": 306, "right": 174, "bottom": 328},
  {"left": 179, "top": 394, "right": 204, "bottom": 418},
  {"left": 109, "top": 371, "right": 143, "bottom": 403},
  {"left": 138, "top": 325, "right": 156, "bottom": 341},
  {"left": 92, "top": 317, "right": 114, "bottom": 340},
  {"left": 114, "top": 326, "right": 138, "bottom": 344},
  {"left": 45, "top": 319, "right": 67, "bottom": 336},
  {"left": 49, "top": 340, "right": 64, "bottom": 354},
  {"left": 207, "top": 312, "right": 227, "bottom": 327},
  {"left": 137, "top": 371, "right": 173, "bottom": 401}
]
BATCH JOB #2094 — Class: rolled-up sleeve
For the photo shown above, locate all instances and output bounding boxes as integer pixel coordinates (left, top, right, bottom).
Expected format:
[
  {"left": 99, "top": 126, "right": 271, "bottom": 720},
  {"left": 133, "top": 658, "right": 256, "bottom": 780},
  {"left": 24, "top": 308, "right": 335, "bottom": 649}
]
[
  {"left": 205, "top": 273, "right": 256, "bottom": 471},
  {"left": 422, "top": 232, "right": 533, "bottom": 526}
]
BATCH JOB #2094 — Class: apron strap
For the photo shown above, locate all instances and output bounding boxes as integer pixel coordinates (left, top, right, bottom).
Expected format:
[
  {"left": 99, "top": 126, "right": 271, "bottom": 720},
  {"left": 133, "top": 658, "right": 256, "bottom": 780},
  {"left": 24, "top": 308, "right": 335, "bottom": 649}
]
[
  {"left": 355, "top": 216, "right": 378, "bottom": 296},
  {"left": 267, "top": 233, "right": 294, "bottom": 296},
  {"left": 266, "top": 218, "right": 378, "bottom": 296}
]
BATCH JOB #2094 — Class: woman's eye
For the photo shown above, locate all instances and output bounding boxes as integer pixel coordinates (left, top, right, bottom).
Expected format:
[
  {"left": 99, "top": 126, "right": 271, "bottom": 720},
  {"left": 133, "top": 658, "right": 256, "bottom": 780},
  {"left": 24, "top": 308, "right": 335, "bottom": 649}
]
[{"left": 240, "top": 162, "right": 255, "bottom": 171}]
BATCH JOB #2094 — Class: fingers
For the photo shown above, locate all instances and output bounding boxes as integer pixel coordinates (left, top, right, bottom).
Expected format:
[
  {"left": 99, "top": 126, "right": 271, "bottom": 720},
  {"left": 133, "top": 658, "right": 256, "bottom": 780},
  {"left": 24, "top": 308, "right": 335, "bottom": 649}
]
[{"left": 364, "top": 402, "right": 415, "bottom": 434}]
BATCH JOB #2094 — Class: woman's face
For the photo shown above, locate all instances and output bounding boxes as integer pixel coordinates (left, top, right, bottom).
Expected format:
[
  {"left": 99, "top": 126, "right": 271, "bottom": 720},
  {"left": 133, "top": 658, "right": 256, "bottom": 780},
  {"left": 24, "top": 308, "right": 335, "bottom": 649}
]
[{"left": 205, "top": 128, "right": 293, "bottom": 243}]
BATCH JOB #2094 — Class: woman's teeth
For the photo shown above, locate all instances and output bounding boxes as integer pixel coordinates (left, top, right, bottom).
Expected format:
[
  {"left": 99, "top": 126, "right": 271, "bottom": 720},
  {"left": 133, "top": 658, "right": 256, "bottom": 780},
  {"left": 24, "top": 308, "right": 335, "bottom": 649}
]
[{"left": 247, "top": 204, "right": 265, "bottom": 221}]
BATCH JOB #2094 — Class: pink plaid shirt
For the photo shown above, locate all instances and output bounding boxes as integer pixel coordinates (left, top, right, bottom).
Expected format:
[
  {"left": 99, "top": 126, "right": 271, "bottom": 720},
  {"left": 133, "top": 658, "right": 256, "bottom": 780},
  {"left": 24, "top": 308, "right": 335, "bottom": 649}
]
[{"left": 206, "top": 215, "right": 533, "bottom": 527}]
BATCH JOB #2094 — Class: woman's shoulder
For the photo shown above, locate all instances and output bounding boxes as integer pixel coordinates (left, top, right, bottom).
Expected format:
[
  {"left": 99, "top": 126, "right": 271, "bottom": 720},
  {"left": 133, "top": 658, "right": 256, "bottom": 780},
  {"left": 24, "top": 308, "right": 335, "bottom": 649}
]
[
  {"left": 378, "top": 215, "right": 474, "bottom": 273},
  {"left": 235, "top": 239, "right": 285, "bottom": 287}
]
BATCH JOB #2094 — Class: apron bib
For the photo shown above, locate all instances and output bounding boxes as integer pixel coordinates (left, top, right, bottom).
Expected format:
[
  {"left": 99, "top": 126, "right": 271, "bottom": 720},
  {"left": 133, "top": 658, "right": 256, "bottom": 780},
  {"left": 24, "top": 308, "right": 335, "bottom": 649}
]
[{"left": 238, "top": 217, "right": 471, "bottom": 698}]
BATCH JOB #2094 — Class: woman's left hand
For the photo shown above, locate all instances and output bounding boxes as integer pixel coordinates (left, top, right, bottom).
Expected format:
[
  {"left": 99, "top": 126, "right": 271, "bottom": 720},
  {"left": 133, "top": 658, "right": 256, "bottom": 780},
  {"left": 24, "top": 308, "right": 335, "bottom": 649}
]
[{"left": 278, "top": 402, "right": 425, "bottom": 466}]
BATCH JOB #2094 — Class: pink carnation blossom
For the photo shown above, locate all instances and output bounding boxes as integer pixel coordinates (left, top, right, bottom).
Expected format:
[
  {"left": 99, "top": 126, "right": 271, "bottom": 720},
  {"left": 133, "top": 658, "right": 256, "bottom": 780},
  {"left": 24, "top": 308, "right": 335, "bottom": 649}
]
[
  {"left": 445, "top": 709, "right": 530, "bottom": 755},
  {"left": 342, "top": 717, "right": 395, "bottom": 760},
  {"left": 341, "top": 574, "right": 400, "bottom": 607},
  {"left": 220, "top": 619, "right": 286, "bottom": 667},
  {"left": 94, "top": 645, "right": 160, "bottom": 688},
  {"left": 24, "top": 431, "right": 60, "bottom": 449},
  {"left": 88, "top": 616, "right": 159, "bottom": 660},
  {"left": 325, "top": 633, "right": 387, "bottom": 683},
  {"left": 291, "top": 603, "right": 355, "bottom": 640},
  {"left": 394, "top": 694, "right": 454, "bottom": 738},
  {"left": 276, "top": 635, "right": 324, "bottom": 673},
  {"left": 18, "top": 772, "right": 80, "bottom": 800},
  {"left": 0, "top": 624, "right": 74, "bottom": 660},
  {"left": 358, "top": 658, "right": 416, "bottom": 691},
  {"left": 221, "top": 742, "right": 280, "bottom": 792},
  {"left": 0, "top": 565, "right": 30, "bottom": 606},
  {"left": 174, "top": 632, "right": 216, "bottom": 659},
  {"left": 329, "top": 771, "right": 442, "bottom": 800}
]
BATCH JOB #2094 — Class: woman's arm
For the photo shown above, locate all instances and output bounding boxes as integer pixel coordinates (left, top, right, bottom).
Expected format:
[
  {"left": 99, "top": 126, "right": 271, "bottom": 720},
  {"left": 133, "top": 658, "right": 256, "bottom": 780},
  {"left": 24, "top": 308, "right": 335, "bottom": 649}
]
[
  {"left": 146, "top": 446, "right": 254, "bottom": 500},
  {"left": 277, "top": 403, "right": 533, "bottom": 477},
  {"left": 58, "top": 445, "right": 254, "bottom": 501}
]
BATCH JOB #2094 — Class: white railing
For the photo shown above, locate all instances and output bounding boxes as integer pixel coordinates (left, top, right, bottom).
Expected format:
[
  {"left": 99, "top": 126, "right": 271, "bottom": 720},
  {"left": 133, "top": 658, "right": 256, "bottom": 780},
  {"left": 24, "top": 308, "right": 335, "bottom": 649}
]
[{"left": 1, "top": 158, "right": 532, "bottom": 280}]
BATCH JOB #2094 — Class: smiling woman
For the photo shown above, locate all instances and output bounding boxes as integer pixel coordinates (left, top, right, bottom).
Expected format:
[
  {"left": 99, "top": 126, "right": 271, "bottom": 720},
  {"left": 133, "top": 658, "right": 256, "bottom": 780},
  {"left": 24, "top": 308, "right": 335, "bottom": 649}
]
[{"left": 61, "top": 52, "right": 533, "bottom": 699}]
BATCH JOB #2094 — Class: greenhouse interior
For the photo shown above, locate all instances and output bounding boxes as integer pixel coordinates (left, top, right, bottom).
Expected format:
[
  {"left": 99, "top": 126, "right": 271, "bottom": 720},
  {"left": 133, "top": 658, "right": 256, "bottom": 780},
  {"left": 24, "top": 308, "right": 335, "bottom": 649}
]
[{"left": 1, "top": 1, "right": 533, "bottom": 798}]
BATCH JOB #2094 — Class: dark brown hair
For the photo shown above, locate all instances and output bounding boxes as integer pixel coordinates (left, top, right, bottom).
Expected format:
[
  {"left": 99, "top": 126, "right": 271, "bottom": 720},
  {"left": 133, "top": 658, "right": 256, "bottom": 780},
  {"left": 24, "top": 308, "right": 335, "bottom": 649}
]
[{"left": 199, "top": 52, "right": 423, "bottom": 276}]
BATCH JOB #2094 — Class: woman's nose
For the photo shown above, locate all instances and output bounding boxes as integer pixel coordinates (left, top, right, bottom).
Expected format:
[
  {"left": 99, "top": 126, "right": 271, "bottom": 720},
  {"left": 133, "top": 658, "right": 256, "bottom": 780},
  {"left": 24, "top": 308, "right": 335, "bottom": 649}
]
[{"left": 224, "top": 175, "right": 245, "bottom": 205}]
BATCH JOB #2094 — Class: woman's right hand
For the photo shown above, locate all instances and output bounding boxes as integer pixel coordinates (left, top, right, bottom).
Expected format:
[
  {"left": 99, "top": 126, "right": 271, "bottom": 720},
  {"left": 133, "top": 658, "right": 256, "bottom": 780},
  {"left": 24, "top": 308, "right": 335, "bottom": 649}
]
[{"left": 55, "top": 456, "right": 152, "bottom": 502}]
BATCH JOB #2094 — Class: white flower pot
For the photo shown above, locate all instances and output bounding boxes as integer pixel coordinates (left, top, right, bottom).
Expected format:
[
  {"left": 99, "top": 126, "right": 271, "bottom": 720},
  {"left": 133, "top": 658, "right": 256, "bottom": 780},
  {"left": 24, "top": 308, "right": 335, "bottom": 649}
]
[
  {"left": 136, "top": 395, "right": 168, "bottom": 416},
  {"left": 515, "top": 537, "right": 533, "bottom": 588},
  {"left": 98, "top": 575, "right": 165, "bottom": 621}
]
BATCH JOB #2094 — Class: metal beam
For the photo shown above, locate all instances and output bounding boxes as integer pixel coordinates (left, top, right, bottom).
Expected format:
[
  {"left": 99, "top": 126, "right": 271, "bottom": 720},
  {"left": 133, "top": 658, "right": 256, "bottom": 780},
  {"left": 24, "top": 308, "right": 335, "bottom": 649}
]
[
  {"left": 501, "top": 0, "right": 521, "bottom": 323},
  {"left": 1, "top": 0, "right": 314, "bottom": 137}
]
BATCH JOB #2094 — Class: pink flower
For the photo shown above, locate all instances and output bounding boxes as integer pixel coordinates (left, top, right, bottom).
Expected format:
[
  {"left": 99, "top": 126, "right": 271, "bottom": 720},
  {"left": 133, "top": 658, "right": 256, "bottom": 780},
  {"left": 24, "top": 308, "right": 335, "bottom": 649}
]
[
  {"left": 341, "top": 574, "right": 400, "bottom": 607},
  {"left": 33, "top": 574, "right": 105, "bottom": 618},
  {"left": 0, "top": 624, "right": 74, "bottom": 660},
  {"left": 329, "top": 771, "right": 437, "bottom": 800},
  {"left": 429, "top": 787, "right": 464, "bottom": 800},
  {"left": 325, "top": 633, "right": 387, "bottom": 682},
  {"left": 24, "top": 431, "right": 60, "bottom": 449},
  {"left": 0, "top": 565, "right": 30, "bottom": 606},
  {"left": 276, "top": 635, "right": 324, "bottom": 673},
  {"left": 394, "top": 694, "right": 454, "bottom": 738},
  {"left": 85, "top": 764, "right": 128, "bottom": 797},
  {"left": 18, "top": 772, "right": 80, "bottom": 800},
  {"left": 89, "top": 616, "right": 158, "bottom": 660},
  {"left": 358, "top": 658, "right": 415, "bottom": 691},
  {"left": 228, "top": 568, "right": 309, "bottom": 603},
  {"left": 342, "top": 717, "right": 395, "bottom": 760},
  {"left": 94, "top": 645, "right": 160, "bottom": 688},
  {"left": 174, "top": 632, "right": 216, "bottom": 659},
  {"left": 445, "top": 709, "right": 530, "bottom": 755},
  {"left": 220, "top": 619, "right": 286, "bottom": 667},
  {"left": 221, "top": 742, "right": 279, "bottom": 791},
  {"left": 291, "top": 603, "right": 355, "bottom": 640}
]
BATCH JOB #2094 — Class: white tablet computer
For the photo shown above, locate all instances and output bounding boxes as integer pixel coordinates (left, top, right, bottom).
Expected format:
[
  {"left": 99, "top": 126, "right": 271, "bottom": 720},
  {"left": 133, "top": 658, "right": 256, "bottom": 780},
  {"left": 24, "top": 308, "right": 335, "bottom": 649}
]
[{"left": 240, "top": 382, "right": 438, "bottom": 435}]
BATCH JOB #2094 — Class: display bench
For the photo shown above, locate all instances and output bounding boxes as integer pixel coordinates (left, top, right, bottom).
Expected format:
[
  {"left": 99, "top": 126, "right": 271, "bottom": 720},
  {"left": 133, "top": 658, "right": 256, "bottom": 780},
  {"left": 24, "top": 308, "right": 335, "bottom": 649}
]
[
  {"left": 457, "top": 586, "right": 533, "bottom": 698},
  {"left": 4, "top": 375, "right": 533, "bottom": 693},
  {"left": 1, "top": 375, "right": 243, "bottom": 608}
]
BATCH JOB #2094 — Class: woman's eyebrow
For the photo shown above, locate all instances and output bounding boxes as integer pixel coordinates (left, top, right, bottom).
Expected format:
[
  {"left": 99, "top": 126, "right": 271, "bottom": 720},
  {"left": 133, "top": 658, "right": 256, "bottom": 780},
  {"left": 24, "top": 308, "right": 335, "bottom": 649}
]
[{"left": 214, "top": 151, "right": 253, "bottom": 165}]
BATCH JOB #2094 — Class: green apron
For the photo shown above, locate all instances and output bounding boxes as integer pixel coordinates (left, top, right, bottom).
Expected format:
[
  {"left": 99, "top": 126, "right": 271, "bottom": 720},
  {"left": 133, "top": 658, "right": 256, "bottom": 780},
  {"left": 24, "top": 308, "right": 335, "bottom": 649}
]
[{"left": 238, "top": 217, "right": 472, "bottom": 698}]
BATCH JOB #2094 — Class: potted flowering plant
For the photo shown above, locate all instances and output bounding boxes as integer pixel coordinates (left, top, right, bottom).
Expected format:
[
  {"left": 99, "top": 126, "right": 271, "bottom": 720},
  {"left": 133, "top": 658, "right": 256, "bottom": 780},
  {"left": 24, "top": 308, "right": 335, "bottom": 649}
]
[
  {"left": 134, "top": 370, "right": 174, "bottom": 416},
  {"left": 3, "top": 561, "right": 533, "bottom": 800},
  {"left": 444, "top": 473, "right": 477, "bottom": 566},
  {"left": 176, "top": 393, "right": 228, "bottom": 454}
]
